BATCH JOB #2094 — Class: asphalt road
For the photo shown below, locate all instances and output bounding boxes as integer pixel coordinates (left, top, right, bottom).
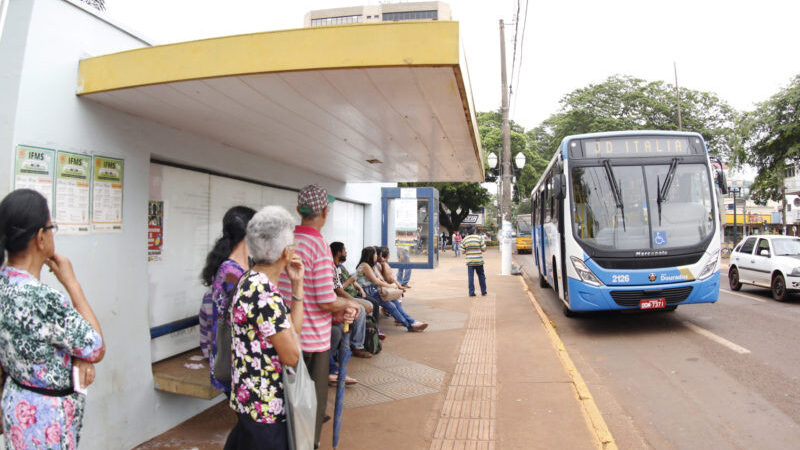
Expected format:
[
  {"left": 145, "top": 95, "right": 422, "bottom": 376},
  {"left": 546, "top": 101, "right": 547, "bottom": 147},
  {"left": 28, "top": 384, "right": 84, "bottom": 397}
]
[{"left": 514, "top": 255, "right": 800, "bottom": 450}]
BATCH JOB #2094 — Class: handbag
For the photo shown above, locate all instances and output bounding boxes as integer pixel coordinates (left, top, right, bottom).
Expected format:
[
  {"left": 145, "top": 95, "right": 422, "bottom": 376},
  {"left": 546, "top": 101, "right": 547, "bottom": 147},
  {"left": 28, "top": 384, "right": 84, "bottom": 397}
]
[
  {"left": 283, "top": 345, "right": 317, "bottom": 450},
  {"left": 379, "top": 286, "right": 403, "bottom": 302},
  {"left": 212, "top": 310, "right": 233, "bottom": 384}
]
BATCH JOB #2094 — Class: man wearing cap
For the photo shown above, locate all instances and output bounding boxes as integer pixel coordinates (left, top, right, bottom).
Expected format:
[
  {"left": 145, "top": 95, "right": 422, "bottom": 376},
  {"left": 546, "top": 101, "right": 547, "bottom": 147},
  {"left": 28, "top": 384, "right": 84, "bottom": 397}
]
[{"left": 278, "top": 184, "right": 360, "bottom": 448}]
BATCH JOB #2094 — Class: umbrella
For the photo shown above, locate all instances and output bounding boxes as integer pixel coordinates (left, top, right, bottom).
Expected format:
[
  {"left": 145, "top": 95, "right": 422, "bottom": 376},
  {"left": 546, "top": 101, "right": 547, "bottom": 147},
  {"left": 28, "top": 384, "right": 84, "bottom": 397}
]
[{"left": 333, "top": 323, "right": 351, "bottom": 449}]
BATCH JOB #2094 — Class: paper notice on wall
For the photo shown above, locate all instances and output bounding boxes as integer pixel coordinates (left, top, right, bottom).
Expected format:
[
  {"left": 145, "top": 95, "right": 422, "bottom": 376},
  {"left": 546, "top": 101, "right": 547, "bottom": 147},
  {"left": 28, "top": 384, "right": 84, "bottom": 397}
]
[
  {"left": 148, "top": 200, "right": 164, "bottom": 262},
  {"left": 14, "top": 146, "right": 55, "bottom": 212},
  {"left": 55, "top": 151, "right": 91, "bottom": 233},
  {"left": 92, "top": 156, "right": 124, "bottom": 232},
  {"left": 395, "top": 198, "right": 418, "bottom": 231}
]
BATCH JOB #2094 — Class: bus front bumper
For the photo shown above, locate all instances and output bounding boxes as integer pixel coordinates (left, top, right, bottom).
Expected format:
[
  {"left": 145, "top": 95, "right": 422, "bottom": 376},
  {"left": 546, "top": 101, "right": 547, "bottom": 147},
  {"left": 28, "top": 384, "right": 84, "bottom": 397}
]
[{"left": 567, "top": 272, "right": 720, "bottom": 312}]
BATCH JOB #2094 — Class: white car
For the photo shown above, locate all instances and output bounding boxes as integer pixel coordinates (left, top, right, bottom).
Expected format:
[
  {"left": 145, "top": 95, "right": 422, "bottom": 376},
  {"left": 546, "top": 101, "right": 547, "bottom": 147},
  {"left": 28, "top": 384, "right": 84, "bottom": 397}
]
[{"left": 728, "top": 234, "right": 800, "bottom": 301}]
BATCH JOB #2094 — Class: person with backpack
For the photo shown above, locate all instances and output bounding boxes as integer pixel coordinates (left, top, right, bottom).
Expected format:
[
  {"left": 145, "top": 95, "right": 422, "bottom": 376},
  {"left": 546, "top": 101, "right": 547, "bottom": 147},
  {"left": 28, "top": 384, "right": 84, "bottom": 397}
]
[{"left": 199, "top": 206, "right": 256, "bottom": 394}]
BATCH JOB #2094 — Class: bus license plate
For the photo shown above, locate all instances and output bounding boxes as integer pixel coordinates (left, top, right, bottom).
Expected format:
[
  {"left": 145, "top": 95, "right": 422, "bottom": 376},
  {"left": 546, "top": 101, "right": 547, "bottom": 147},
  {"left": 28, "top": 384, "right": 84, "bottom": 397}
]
[{"left": 640, "top": 298, "right": 666, "bottom": 309}]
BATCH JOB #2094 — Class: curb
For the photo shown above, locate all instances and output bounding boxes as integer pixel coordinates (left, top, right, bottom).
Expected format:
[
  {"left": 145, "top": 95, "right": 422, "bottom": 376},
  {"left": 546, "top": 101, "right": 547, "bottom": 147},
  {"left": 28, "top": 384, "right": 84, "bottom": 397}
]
[{"left": 518, "top": 277, "right": 618, "bottom": 450}]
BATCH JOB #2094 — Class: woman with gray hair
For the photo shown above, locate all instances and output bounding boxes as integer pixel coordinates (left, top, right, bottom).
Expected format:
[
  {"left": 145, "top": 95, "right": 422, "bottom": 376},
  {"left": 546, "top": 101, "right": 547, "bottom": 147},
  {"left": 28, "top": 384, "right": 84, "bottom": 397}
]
[{"left": 224, "top": 206, "right": 305, "bottom": 450}]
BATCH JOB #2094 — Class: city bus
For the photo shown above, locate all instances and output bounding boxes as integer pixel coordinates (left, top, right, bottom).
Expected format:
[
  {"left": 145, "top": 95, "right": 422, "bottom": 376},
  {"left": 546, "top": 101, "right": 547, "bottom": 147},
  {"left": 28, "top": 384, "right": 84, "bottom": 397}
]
[
  {"left": 515, "top": 214, "right": 532, "bottom": 253},
  {"left": 530, "top": 131, "right": 726, "bottom": 316}
]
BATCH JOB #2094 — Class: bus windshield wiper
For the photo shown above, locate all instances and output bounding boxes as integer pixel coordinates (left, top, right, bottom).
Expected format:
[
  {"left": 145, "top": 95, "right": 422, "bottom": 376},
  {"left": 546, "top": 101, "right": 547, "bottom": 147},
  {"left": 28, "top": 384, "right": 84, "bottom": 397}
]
[
  {"left": 602, "top": 159, "right": 626, "bottom": 231},
  {"left": 656, "top": 158, "right": 680, "bottom": 226}
]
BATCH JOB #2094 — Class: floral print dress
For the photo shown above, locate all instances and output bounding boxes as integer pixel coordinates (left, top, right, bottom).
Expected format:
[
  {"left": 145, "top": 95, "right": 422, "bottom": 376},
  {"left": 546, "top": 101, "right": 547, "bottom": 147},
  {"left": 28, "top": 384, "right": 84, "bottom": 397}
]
[
  {"left": 229, "top": 271, "right": 291, "bottom": 424},
  {"left": 0, "top": 267, "right": 103, "bottom": 450},
  {"left": 199, "top": 259, "right": 245, "bottom": 392}
]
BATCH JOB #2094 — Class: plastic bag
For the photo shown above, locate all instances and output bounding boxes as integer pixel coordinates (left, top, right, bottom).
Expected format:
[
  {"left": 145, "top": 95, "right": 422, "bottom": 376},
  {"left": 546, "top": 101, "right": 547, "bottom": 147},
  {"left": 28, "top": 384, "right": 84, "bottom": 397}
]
[{"left": 283, "top": 349, "right": 317, "bottom": 450}]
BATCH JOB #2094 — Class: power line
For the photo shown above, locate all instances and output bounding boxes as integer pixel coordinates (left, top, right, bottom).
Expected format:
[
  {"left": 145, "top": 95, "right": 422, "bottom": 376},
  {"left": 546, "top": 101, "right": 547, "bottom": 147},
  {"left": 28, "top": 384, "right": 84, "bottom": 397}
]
[
  {"left": 508, "top": 0, "right": 521, "bottom": 100},
  {"left": 510, "top": 0, "right": 530, "bottom": 119}
]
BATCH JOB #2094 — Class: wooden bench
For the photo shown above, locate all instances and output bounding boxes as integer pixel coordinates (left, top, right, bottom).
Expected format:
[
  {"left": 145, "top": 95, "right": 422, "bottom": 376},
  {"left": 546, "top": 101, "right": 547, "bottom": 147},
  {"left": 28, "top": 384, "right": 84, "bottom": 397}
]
[{"left": 152, "top": 348, "right": 221, "bottom": 400}]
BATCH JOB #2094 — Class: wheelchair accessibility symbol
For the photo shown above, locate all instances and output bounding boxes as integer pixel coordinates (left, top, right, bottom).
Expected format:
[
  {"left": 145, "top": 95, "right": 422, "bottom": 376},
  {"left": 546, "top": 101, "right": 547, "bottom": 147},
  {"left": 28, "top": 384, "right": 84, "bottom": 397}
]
[{"left": 654, "top": 231, "right": 667, "bottom": 246}]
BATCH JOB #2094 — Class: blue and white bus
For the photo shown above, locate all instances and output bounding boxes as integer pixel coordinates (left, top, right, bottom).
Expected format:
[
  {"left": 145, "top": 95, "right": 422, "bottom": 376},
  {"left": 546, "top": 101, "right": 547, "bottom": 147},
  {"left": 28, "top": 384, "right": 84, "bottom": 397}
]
[{"left": 530, "top": 131, "right": 727, "bottom": 316}]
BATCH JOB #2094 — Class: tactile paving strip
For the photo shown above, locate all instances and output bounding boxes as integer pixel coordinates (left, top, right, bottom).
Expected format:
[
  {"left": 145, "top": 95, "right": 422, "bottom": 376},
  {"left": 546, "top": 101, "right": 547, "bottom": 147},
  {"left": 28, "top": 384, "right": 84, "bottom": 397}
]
[{"left": 430, "top": 297, "right": 497, "bottom": 449}]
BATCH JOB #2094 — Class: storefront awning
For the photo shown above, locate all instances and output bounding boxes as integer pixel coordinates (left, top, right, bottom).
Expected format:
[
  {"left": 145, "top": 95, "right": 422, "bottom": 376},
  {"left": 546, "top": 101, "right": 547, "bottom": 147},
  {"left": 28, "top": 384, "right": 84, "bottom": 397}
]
[{"left": 77, "top": 21, "right": 483, "bottom": 182}]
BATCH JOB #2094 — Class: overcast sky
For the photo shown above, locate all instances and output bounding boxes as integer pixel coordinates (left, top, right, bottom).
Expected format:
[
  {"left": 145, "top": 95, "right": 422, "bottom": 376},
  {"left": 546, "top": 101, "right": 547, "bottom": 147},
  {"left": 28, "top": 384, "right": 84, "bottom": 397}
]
[{"left": 105, "top": 0, "right": 800, "bottom": 131}]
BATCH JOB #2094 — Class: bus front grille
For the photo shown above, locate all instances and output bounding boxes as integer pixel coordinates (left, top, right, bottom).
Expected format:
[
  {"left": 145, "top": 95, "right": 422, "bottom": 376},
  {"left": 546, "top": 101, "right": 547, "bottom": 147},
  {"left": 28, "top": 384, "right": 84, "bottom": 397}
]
[{"left": 609, "top": 286, "right": 694, "bottom": 307}]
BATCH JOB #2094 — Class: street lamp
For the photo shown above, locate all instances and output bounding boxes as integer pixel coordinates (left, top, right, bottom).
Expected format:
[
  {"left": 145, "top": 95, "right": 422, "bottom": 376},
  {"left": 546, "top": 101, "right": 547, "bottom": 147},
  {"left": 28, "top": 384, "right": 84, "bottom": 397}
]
[
  {"left": 514, "top": 152, "right": 526, "bottom": 171},
  {"left": 487, "top": 152, "right": 498, "bottom": 170}
]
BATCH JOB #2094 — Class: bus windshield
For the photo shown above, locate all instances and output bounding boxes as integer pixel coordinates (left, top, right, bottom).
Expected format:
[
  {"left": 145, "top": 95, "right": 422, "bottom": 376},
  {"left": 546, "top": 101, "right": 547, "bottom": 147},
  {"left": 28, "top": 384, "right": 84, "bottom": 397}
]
[
  {"left": 571, "top": 162, "right": 714, "bottom": 251},
  {"left": 515, "top": 215, "right": 531, "bottom": 236}
]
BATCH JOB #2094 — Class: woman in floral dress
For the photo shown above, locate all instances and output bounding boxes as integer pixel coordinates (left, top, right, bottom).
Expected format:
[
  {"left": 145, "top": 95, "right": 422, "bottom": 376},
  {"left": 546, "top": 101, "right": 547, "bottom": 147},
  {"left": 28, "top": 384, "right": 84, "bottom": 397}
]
[
  {"left": 199, "top": 206, "right": 255, "bottom": 393},
  {"left": 224, "top": 206, "right": 305, "bottom": 450},
  {"left": 0, "top": 189, "right": 105, "bottom": 449}
]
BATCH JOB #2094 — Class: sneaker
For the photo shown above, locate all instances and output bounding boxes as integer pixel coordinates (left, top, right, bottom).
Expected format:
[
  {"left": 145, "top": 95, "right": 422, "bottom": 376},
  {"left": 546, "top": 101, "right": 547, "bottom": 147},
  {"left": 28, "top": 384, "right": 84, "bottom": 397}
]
[
  {"left": 351, "top": 348, "right": 373, "bottom": 358},
  {"left": 469, "top": 293, "right": 476, "bottom": 297},
  {"left": 481, "top": 292, "right": 487, "bottom": 296},
  {"left": 409, "top": 322, "right": 428, "bottom": 332}
]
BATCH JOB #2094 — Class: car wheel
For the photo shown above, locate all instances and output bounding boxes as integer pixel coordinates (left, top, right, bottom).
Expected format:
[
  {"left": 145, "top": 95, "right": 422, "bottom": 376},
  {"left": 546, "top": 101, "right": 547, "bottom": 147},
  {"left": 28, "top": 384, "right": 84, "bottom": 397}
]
[
  {"left": 772, "top": 273, "right": 788, "bottom": 302},
  {"left": 728, "top": 267, "right": 742, "bottom": 291}
]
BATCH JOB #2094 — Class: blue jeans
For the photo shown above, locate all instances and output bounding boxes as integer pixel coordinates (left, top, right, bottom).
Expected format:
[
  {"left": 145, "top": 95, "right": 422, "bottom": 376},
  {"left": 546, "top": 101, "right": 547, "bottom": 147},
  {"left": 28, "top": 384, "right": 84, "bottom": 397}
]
[
  {"left": 454, "top": 242, "right": 460, "bottom": 256},
  {"left": 468, "top": 264, "right": 487, "bottom": 296},
  {"left": 364, "top": 285, "right": 416, "bottom": 330},
  {"left": 397, "top": 247, "right": 412, "bottom": 285},
  {"left": 350, "top": 304, "right": 366, "bottom": 350},
  {"left": 381, "top": 299, "right": 416, "bottom": 330}
]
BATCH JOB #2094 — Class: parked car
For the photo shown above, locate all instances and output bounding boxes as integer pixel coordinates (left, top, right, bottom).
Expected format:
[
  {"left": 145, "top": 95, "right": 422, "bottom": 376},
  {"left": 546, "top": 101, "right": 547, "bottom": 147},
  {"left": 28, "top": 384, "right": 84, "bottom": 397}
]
[{"left": 728, "top": 234, "right": 800, "bottom": 301}]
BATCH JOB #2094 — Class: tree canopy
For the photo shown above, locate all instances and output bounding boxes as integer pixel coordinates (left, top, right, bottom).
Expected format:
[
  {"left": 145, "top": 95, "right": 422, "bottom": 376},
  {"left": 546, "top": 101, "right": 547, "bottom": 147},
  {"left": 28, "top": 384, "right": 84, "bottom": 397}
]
[
  {"left": 736, "top": 75, "right": 800, "bottom": 202},
  {"left": 399, "top": 182, "right": 490, "bottom": 235}
]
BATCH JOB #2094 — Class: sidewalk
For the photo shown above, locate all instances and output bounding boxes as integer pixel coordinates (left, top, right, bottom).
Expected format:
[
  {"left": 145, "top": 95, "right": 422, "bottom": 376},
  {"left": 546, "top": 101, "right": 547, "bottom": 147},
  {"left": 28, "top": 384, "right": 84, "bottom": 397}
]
[{"left": 136, "top": 249, "right": 598, "bottom": 449}]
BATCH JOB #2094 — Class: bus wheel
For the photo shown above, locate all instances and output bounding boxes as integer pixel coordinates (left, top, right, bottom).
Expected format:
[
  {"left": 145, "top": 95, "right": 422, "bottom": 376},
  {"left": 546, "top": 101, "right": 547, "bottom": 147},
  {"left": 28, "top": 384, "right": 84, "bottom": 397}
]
[
  {"left": 539, "top": 270, "right": 548, "bottom": 288},
  {"left": 728, "top": 267, "right": 742, "bottom": 291},
  {"left": 772, "top": 273, "right": 788, "bottom": 302},
  {"left": 552, "top": 259, "right": 559, "bottom": 295},
  {"left": 562, "top": 303, "right": 577, "bottom": 318}
]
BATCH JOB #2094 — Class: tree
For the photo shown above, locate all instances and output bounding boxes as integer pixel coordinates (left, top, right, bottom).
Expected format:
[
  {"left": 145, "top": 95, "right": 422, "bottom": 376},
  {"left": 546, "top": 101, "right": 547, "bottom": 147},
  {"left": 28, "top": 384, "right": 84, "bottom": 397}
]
[
  {"left": 737, "top": 75, "right": 800, "bottom": 203},
  {"left": 535, "top": 75, "right": 739, "bottom": 160},
  {"left": 399, "top": 182, "right": 490, "bottom": 235},
  {"left": 80, "top": 0, "right": 105, "bottom": 11}
]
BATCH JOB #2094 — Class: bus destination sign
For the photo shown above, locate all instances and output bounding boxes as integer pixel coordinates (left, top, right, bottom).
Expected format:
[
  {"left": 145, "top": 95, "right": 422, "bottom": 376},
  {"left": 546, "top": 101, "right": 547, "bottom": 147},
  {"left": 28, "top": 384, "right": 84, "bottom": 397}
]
[{"left": 574, "top": 136, "right": 699, "bottom": 159}]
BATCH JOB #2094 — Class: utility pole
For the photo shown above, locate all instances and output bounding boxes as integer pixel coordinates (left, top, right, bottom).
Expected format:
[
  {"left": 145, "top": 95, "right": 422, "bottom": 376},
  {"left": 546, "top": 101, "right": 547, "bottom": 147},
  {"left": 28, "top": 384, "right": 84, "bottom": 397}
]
[
  {"left": 499, "top": 19, "right": 512, "bottom": 275},
  {"left": 674, "top": 61, "right": 682, "bottom": 131}
]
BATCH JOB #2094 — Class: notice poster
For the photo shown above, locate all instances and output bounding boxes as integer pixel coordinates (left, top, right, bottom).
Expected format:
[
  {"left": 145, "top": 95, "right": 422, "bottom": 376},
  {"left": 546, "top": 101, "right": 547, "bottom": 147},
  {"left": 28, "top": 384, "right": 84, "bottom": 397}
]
[
  {"left": 395, "top": 198, "right": 418, "bottom": 231},
  {"left": 92, "top": 156, "right": 124, "bottom": 232},
  {"left": 148, "top": 200, "right": 164, "bottom": 262},
  {"left": 14, "top": 146, "right": 55, "bottom": 212},
  {"left": 55, "top": 151, "right": 91, "bottom": 233}
]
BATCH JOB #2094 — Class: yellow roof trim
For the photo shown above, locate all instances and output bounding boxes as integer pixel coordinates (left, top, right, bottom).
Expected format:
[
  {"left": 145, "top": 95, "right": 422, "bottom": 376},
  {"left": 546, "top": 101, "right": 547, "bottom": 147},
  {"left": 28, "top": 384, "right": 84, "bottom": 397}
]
[{"left": 77, "top": 21, "right": 460, "bottom": 95}]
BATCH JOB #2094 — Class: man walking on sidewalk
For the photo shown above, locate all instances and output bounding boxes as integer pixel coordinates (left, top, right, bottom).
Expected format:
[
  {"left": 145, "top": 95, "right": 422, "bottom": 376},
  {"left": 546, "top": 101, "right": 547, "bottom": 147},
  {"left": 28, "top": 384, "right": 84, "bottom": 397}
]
[
  {"left": 278, "top": 185, "right": 359, "bottom": 449},
  {"left": 463, "top": 227, "right": 487, "bottom": 296}
]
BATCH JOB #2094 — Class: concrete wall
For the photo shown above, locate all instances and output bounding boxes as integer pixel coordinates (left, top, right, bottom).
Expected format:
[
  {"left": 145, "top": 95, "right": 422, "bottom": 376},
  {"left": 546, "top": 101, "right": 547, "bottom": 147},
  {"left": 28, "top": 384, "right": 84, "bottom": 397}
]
[{"left": 2, "top": 0, "right": 389, "bottom": 447}]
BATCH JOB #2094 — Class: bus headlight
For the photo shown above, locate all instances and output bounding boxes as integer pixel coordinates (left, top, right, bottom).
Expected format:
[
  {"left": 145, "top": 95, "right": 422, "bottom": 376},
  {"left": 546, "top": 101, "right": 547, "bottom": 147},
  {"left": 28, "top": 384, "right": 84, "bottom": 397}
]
[
  {"left": 698, "top": 249, "right": 720, "bottom": 280},
  {"left": 570, "top": 256, "right": 603, "bottom": 286}
]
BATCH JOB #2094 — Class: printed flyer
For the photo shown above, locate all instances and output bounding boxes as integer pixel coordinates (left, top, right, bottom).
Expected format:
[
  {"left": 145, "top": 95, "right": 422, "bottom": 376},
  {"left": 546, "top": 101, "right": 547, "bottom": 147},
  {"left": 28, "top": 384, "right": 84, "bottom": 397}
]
[
  {"left": 92, "top": 156, "right": 124, "bottom": 232},
  {"left": 14, "top": 146, "right": 55, "bottom": 212},
  {"left": 55, "top": 151, "right": 91, "bottom": 233},
  {"left": 147, "top": 200, "right": 164, "bottom": 262}
]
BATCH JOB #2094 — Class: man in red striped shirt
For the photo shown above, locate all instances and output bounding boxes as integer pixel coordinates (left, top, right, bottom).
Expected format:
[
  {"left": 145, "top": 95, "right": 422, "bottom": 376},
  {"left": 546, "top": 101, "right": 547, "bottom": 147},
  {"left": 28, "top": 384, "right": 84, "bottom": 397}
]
[{"left": 278, "top": 184, "right": 359, "bottom": 448}]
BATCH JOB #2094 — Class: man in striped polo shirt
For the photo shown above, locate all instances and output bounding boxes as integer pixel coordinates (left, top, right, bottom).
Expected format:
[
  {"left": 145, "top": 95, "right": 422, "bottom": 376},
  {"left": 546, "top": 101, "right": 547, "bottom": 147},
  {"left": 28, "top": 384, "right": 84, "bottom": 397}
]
[
  {"left": 462, "top": 227, "right": 488, "bottom": 297},
  {"left": 278, "top": 184, "right": 360, "bottom": 448}
]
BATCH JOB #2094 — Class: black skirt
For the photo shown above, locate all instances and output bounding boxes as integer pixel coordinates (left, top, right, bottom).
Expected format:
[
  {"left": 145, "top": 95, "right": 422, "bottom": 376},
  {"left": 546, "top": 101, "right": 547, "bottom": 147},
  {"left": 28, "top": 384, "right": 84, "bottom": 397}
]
[{"left": 224, "top": 413, "right": 289, "bottom": 450}]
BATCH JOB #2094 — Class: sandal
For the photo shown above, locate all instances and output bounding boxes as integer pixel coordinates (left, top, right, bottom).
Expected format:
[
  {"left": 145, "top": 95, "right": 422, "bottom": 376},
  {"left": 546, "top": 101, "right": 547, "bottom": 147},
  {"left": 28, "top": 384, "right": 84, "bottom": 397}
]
[{"left": 328, "top": 374, "right": 358, "bottom": 386}]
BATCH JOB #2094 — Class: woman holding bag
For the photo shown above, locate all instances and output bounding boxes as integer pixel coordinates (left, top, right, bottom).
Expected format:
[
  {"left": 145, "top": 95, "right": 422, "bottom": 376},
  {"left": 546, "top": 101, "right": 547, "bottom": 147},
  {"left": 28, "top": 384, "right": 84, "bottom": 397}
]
[
  {"left": 224, "top": 206, "right": 305, "bottom": 450},
  {"left": 356, "top": 247, "right": 427, "bottom": 332}
]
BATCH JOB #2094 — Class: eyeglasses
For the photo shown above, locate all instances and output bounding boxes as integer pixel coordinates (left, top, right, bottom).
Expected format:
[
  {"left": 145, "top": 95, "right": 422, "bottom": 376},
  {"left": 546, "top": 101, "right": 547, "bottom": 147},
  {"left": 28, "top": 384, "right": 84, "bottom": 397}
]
[{"left": 42, "top": 223, "right": 59, "bottom": 234}]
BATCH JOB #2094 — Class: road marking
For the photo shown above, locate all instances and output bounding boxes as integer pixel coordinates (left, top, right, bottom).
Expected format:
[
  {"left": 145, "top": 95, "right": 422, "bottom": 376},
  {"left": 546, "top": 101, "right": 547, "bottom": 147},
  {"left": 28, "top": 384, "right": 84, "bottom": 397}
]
[
  {"left": 682, "top": 321, "right": 751, "bottom": 354},
  {"left": 719, "top": 288, "right": 768, "bottom": 303},
  {"left": 519, "top": 277, "right": 618, "bottom": 450}
]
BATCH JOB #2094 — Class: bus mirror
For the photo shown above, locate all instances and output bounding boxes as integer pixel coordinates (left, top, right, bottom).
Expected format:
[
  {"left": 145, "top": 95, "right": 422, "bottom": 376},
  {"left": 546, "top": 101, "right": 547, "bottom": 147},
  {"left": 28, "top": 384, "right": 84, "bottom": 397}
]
[
  {"left": 717, "top": 171, "right": 728, "bottom": 195},
  {"left": 553, "top": 174, "right": 566, "bottom": 200}
]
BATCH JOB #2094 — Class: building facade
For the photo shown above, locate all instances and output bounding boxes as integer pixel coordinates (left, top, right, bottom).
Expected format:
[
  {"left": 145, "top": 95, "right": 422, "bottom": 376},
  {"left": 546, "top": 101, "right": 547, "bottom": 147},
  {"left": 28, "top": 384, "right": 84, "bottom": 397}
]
[{"left": 305, "top": 1, "right": 451, "bottom": 27}]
